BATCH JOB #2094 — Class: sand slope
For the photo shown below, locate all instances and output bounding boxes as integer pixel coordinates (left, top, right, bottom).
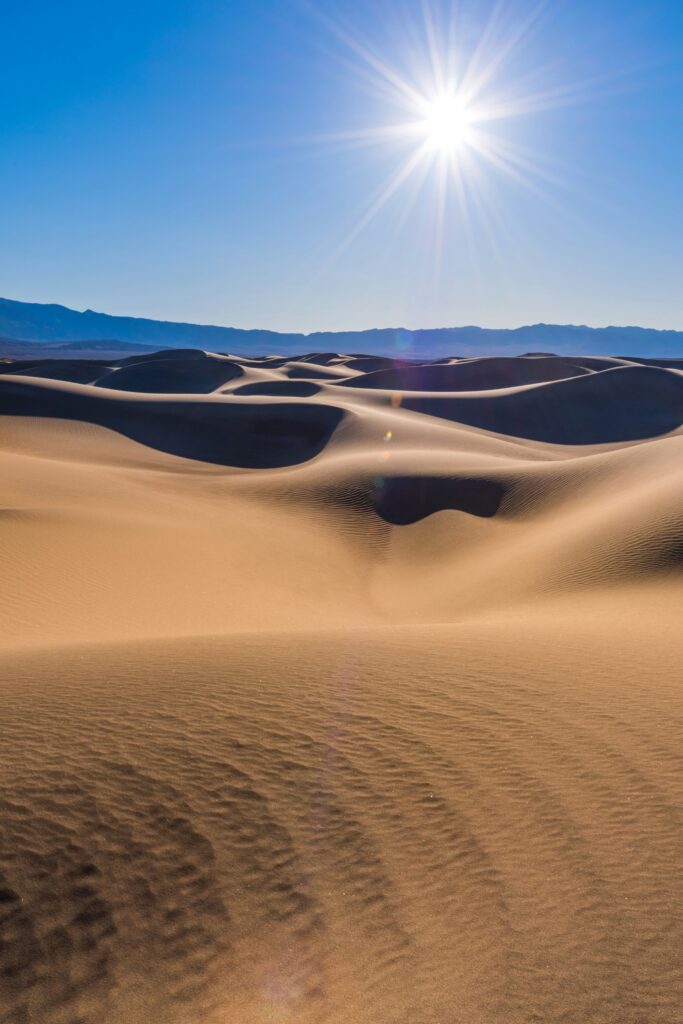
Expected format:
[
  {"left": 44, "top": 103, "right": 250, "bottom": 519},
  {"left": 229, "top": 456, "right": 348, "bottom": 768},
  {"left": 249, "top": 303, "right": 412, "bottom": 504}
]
[{"left": 1, "top": 352, "right": 682, "bottom": 1023}]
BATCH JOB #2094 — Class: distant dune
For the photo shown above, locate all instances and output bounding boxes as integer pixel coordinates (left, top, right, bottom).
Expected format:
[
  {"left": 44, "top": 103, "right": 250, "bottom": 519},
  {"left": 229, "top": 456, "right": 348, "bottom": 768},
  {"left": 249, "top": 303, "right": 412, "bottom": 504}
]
[{"left": 1, "top": 349, "right": 682, "bottom": 1023}]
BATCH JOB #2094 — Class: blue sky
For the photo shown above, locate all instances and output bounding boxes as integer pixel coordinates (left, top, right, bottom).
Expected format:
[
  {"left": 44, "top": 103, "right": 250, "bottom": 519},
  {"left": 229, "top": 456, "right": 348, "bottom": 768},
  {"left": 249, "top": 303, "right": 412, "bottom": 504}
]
[{"left": 1, "top": 0, "right": 682, "bottom": 332}]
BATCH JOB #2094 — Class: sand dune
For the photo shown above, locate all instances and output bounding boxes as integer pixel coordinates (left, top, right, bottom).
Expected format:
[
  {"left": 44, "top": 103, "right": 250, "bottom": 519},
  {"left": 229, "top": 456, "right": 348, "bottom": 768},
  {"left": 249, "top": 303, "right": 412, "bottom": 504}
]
[
  {"left": 401, "top": 364, "right": 683, "bottom": 443},
  {"left": 0, "top": 375, "right": 343, "bottom": 468},
  {"left": 1, "top": 351, "right": 682, "bottom": 1023},
  {"left": 94, "top": 354, "right": 244, "bottom": 393},
  {"left": 338, "top": 354, "right": 596, "bottom": 390}
]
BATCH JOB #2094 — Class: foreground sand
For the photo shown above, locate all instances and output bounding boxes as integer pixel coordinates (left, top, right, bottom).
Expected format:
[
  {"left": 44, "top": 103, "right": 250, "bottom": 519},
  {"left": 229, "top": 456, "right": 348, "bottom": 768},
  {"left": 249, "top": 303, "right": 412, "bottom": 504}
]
[{"left": 1, "top": 351, "right": 682, "bottom": 1022}]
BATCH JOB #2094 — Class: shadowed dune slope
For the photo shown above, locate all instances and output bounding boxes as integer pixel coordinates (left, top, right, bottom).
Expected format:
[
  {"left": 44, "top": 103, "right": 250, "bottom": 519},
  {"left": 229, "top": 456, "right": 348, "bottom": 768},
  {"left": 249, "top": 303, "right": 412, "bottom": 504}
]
[
  {"left": 95, "top": 354, "right": 244, "bottom": 393},
  {"left": 339, "top": 355, "right": 594, "bottom": 391},
  {"left": 372, "top": 475, "right": 505, "bottom": 524},
  {"left": 403, "top": 364, "right": 683, "bottom": 442},
  {"left": 2, "top": 358, "right": 113, "bottom": 384},
  {"left": 1, "top": 350, "right": 683, "bottom": 1024},
  {"left": 0, "top": 375, "right": 343, "bottom": 467},
  {"left": 233, "top": 379, "right": 322, "bottom": 397},
  {"left": 116, "top": 347, "right": 213, "bottom": 365}
]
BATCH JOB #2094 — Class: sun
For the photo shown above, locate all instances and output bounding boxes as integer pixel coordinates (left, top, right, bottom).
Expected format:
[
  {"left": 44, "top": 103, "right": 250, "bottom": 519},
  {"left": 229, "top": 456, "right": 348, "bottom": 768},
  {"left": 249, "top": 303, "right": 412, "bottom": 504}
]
[
  {"left": 311, "top": 1, "right": 575, "bottom": 268},
  {"left": 420, "top": 93, "right": 475, "bottom": 155}
]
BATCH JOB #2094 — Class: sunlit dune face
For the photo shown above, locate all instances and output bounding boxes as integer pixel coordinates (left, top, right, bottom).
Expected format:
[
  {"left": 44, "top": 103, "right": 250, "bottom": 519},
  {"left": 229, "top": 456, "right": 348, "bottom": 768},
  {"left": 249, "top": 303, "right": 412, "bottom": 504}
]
[{"left": 420, "top": 93, "right": 474, "bottom": 154}]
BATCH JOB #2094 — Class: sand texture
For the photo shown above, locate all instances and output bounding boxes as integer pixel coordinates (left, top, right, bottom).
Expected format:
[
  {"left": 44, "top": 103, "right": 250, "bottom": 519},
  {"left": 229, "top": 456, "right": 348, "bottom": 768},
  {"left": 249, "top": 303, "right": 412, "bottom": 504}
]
[{"left": 1, "top": 350, "right": 682, "bottom": 1023}]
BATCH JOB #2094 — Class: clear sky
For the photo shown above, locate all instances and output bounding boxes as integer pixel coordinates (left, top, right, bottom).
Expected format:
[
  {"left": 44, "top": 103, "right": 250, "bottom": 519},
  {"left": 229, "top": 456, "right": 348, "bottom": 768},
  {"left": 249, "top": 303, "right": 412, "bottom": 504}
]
[{"left": 1, "top": 0, "right": 682, "bottom": 333}]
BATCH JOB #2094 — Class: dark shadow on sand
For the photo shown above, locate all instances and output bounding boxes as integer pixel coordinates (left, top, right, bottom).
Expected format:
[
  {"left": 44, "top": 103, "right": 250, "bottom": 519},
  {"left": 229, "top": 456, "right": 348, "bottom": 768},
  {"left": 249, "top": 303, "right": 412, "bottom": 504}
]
[
  {"left": 372, "top": 475, "right": 504, "bottom": 525},
  {"left": 0, "top": 377, "right": 343, "bottom": 468}
]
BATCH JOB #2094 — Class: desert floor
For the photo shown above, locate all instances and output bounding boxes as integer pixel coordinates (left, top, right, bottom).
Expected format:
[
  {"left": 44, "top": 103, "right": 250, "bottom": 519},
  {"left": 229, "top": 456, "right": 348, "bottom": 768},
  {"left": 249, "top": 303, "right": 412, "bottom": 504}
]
[{"left": 1, "top": 350, "right": 682, "bottom": 1023}]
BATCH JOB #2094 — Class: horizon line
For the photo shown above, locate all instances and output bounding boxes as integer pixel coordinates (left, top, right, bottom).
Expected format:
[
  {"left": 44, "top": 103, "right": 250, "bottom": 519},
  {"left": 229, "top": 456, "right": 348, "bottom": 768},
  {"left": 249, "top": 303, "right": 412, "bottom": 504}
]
[{"left": 2, "top": 296, "right": 683, "bottom": 338}]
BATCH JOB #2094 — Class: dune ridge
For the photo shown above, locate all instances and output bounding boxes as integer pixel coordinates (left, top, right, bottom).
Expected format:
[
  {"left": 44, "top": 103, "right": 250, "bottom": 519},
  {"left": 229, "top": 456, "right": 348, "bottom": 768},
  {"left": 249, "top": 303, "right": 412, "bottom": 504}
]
[{"left": 1, "top": 350, "right": 682, "bottom": 1023}]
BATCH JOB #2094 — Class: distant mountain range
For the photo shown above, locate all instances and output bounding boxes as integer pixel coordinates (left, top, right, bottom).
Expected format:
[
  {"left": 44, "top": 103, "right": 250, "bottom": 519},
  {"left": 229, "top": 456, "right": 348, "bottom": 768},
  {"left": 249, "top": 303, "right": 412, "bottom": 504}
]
[{"left": 1, "top": 296, "right": 682, "bottom": 358}]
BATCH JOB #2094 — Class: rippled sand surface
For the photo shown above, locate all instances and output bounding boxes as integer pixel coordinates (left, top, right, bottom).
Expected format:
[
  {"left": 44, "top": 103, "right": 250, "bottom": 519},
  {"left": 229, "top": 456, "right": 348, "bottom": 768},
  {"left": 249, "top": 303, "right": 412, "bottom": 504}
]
[{"left": 1, "top": 351, "right": 682, "bottom": 1022}]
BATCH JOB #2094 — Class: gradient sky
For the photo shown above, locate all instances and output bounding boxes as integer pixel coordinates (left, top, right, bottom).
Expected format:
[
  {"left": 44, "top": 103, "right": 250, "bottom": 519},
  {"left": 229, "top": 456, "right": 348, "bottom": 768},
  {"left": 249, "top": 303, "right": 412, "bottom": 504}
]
[{"left": 2, "top": 0, "right": 682, "bottom": 333}]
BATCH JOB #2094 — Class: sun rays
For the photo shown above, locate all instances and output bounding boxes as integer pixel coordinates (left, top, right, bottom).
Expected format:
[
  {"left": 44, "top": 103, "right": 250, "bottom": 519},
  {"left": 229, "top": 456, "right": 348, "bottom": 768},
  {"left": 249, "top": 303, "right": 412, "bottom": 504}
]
[{"left": 310, "top": 0, "right": 584, "bottom": 278}]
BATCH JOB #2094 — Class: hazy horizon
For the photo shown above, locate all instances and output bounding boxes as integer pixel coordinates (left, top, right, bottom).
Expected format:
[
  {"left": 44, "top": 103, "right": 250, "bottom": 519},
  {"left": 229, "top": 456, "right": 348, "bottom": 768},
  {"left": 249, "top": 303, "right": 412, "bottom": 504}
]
[{"left": 5, "top": 293, "right": 683, "bottom": 341}]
